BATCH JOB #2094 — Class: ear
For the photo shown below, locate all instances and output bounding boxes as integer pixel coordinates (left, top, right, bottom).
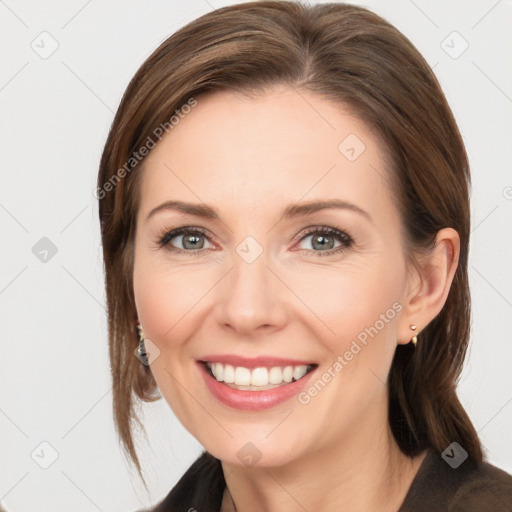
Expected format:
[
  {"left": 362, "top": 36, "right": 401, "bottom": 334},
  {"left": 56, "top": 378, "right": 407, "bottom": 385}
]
[{"left": 397, "top": 227, "right": 460, "bottom": 345}]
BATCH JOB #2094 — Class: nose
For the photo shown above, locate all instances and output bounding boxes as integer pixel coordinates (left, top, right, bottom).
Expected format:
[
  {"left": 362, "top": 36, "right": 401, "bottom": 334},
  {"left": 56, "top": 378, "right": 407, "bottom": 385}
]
[{"left": 215, "top": 250, "right": 288, "bottom": 336}]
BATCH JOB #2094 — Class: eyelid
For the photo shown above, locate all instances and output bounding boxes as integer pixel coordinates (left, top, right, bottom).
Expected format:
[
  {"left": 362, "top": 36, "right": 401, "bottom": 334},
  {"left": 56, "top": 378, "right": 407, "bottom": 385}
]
[{"left": 291, "top": 225, "right": 351, "bottom": 243}]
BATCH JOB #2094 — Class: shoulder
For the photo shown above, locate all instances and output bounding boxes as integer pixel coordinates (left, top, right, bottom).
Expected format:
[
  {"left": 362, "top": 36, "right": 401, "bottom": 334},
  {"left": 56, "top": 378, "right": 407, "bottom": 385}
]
[
  {"left": 141, "top": 450, "right": 225, "bottom": 512},
  {"left": 449, "top": 459, "right": 512, "bottom": 512},
  {"left": 400, "top": 449, "right": 512, "bottom": 512}
]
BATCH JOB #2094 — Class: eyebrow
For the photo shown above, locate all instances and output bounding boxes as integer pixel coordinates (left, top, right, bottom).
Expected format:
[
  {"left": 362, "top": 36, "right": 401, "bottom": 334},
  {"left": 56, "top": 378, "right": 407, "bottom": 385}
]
[{"left": 145, "top": 199, "right": 372, "bottom": 224}]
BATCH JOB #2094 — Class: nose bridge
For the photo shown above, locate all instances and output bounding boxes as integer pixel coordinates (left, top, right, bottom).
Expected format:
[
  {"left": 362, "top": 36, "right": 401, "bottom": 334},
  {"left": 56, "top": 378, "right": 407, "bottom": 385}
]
[{"left": 216, "top": 238, "right": 286, "bottom": 333}]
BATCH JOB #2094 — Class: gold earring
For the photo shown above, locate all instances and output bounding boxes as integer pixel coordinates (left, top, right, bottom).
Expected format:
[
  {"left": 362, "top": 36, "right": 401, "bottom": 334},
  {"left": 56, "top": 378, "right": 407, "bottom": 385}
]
[{"left": 410, "top": 324, "right": 418, "bottom": 346}]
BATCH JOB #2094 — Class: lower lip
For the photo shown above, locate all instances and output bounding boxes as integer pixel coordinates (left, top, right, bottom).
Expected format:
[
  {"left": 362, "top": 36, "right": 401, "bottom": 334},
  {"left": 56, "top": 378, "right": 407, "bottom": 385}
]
[{"left": 197, "top": 361, "right": 317, "bottom": 411}]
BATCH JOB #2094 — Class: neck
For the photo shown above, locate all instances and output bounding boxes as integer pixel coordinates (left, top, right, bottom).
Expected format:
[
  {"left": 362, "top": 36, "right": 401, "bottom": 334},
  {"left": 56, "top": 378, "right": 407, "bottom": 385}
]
[{"left": 220, "top": 398, "right": 426, "bottom": 512}]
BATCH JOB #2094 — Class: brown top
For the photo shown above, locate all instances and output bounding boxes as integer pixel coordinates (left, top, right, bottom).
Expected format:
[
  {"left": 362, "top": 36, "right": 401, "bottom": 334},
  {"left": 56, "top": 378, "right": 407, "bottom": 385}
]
[
  {"left": 398, "top": 449, "right": 512, "bottom": 511},
  {"left": 144, "top": 449, "right": 512, "bottom": 512}
]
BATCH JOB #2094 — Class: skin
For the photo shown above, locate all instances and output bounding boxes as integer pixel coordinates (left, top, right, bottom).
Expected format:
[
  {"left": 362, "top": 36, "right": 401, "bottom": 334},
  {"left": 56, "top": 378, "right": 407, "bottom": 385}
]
[{"left": 132, "top": 85, "right": 459, "bottom": 512}]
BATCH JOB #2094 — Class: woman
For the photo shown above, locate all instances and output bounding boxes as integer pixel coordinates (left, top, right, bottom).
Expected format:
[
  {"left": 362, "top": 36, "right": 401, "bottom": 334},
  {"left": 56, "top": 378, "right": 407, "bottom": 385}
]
[{"left": 97, "top": 2, "right": 512, "bottom": 511}]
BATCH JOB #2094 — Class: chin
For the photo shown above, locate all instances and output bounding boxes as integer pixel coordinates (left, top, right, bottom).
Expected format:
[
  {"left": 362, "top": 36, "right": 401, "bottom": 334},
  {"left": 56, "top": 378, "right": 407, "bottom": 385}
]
[{"left": 201, "top": 432, "right": 308, "bottom": 469}]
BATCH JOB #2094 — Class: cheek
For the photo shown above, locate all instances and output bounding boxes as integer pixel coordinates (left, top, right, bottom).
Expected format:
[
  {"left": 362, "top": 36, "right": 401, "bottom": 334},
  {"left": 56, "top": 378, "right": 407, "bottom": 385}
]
[
  {"left": 292, "top": 263, "right": 405, "bottom": 425},
  {"left": 133, "top": 254, "right": 215, "bottom": 348},
  {"left": 290, "top": 258, "right": 405, "bottom": 356},
  {"left": 132, "top": 255, "right": 216, "bottom": 411}
]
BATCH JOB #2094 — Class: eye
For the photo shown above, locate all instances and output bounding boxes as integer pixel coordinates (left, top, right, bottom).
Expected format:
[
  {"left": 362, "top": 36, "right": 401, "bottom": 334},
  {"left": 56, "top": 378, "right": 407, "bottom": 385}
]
[
  {"left": 295, "top": 226, "right": 353, "bottom": 256},
  {"left": 156, "top": 225, "right": 354, "bottom": 257},
  {"left": 157, "top": 226, "right": 215, "bottom": 255}
]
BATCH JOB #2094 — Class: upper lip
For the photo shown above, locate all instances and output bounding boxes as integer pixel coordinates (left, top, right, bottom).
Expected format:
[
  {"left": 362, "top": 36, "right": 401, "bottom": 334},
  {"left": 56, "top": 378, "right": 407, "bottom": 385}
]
[{"left": 198, "top": 354, "right": 317, "bottom": 369}]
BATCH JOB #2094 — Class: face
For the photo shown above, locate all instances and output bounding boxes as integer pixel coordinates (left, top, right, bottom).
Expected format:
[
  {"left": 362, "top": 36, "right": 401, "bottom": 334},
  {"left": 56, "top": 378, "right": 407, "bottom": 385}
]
[{"left": 133, "top": 86, "right": 413, "bottom": 468}]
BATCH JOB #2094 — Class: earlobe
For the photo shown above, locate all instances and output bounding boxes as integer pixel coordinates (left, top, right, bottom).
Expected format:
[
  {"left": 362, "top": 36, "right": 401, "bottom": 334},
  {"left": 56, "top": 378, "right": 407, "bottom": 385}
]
[{"left": 397, "top": 228, "right": 460, "bottom": 345}]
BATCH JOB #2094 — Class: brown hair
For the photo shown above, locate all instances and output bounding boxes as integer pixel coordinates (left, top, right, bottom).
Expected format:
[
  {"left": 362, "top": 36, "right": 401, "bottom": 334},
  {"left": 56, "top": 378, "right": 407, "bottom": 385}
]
[{"left": 97, "top": 0, "right": 482, "bottom": 486}]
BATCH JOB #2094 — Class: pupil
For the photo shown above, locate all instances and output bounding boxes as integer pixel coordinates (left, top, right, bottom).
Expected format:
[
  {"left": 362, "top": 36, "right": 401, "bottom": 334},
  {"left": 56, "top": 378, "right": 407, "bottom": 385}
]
[
  {"left": 313, "top": 235, "right": 333, "bottom": 250},
  {"left": 184, "top": 234, "right": 204, "bottom": 249}
]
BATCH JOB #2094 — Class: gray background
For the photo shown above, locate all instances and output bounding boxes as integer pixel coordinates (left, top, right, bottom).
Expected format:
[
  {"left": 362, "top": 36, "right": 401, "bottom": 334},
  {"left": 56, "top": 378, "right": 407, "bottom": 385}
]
[{"left": 1, "top": 0, "right": 511, "bottom": 510}]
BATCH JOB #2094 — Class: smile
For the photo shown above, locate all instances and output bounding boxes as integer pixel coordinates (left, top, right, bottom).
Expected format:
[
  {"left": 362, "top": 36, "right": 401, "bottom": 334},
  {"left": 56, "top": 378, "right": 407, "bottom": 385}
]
[
  {"left": 197, "top": 358, "right": 318, "bottom": 410},
  {"left": 204, "top": 361, "right": 316, "bottom": 390}
]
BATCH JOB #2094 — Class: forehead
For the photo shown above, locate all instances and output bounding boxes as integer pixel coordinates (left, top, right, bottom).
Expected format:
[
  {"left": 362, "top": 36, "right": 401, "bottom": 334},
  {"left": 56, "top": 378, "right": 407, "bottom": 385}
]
[{"left": 138, "top": 86, "right": 395, "bottom": 221}]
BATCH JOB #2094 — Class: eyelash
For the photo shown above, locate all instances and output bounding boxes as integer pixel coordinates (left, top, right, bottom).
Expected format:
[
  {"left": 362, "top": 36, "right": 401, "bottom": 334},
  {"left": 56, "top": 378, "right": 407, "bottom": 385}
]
[{"left": 156, "top": 225, "right": 354, "bottom": 257}]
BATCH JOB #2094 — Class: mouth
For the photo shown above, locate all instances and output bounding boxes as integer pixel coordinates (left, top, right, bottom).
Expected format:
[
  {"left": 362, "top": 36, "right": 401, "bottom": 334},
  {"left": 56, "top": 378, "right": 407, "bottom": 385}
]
[{"left": 199, "top": 360, "right": 318, "bottom": 391}]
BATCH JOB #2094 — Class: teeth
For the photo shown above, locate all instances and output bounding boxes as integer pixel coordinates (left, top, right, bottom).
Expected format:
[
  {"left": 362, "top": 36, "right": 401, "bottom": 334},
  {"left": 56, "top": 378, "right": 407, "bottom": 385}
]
[
  {"left": 250, "top": 367, "right": 268, "bottom": 386},
  {"left": 206, "top": 362, "right": 312, "bottom": 387},
  {"left": 214, "top": 362, "right": 224, "bottom": 382},
  {"left": 283, "top": 366, "right": 294, "bottom": 383},
  {"left": 293, "top": 365, "right": 307, "bottom": 380},
  {"left": 234, "top": 366, "right": 251, "bottom": 386},
  {"left": 269, "top": 366, "right": 283, "bottom": 384},
  {"left": 223, "top": 364, "right": 234, "bottom": 383}
]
